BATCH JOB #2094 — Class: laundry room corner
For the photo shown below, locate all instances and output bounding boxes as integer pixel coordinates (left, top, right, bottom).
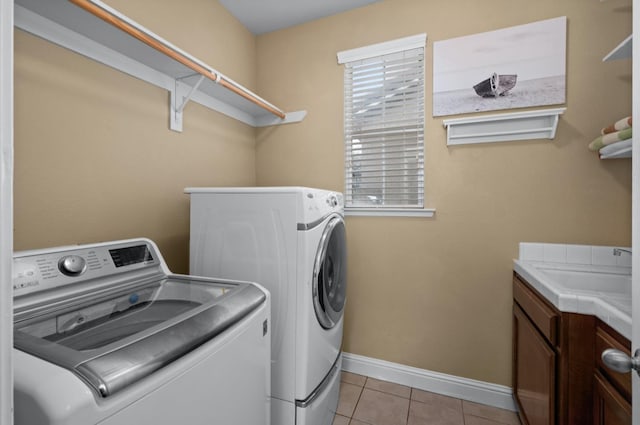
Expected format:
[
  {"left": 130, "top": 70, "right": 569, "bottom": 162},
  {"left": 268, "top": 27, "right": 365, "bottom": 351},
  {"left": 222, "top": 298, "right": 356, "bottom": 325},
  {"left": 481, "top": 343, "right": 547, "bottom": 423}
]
[
  {"left": 13, "top": 0, "right": 260, "bottom": 274},
  {"left": 6, "top": 0, "right": 638, "bottom": 423},
  {"left": 253, "top": 0, "right": 632, "bottom": 393}
]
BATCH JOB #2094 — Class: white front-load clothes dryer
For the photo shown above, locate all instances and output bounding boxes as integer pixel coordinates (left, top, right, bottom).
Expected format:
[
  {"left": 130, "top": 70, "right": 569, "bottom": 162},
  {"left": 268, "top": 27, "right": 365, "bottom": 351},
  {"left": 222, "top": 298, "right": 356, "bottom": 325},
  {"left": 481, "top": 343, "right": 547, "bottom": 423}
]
[{"left": 186, "top": 187, "right": 347, "bottom": 425}]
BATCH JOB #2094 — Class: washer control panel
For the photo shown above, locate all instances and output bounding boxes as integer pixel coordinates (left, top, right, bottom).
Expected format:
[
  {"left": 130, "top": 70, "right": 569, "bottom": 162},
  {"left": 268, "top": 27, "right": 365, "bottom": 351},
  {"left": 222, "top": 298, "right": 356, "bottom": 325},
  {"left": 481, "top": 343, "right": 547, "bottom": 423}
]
[
  {"left": 13, "top": 240, "right": 158, "bottom": 297},
  {"left": 327, "top": 194, "right": 339, "bottom": 208},
  {"left": 305, "top": 190, "right": 343, "bottom": 212},
  {"left": 300, "top": 189, "right": 344, "bottom": 227},
  {"left": 58, "top": 255, "right": 87, "bottom": 276}
]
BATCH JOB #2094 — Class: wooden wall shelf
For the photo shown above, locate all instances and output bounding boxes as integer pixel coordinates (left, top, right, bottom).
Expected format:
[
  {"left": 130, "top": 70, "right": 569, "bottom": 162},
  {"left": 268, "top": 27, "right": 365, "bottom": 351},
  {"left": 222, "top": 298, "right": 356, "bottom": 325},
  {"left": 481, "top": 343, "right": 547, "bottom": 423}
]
[
  {"left": 442, "top": 108, "right": 566, "bottom": 146},
  {"left": 14, "top": 0, "right": 306, "bottom": 132},
  {"left": 603, "top": 34, "right": 632, "bottom": 62},
  {"left": 599, "top": 34, "right": 632, "bottom": 158}
]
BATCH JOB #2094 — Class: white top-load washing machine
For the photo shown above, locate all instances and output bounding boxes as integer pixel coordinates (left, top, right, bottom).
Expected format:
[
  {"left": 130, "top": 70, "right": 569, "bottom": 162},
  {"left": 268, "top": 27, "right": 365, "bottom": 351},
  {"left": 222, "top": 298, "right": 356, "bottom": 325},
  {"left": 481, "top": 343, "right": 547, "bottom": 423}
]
[
  {"left": 12, "top": 238, "right": 270, "bottom": 425},
  {"left": 186, "top": 187, "right": 347, "bottom": 425}
]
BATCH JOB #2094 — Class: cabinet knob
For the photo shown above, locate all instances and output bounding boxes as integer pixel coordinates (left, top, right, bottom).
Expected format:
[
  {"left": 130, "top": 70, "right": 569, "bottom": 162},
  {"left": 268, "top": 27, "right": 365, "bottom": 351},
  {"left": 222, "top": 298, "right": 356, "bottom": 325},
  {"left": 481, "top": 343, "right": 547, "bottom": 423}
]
[{"left": 602, "top": 348, "right": 640, "bottom": 376}]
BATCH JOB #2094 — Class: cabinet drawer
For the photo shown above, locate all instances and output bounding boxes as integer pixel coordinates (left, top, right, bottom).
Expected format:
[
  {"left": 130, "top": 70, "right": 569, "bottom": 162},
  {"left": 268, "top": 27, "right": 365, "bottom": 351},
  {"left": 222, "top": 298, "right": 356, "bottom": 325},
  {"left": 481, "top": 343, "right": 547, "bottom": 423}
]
[
  {"left": 513, "top": 274, "right": 558, "bottom": 345},
  {"left": 594, "top": 371, "right": 632, "bottom": 425},
  {"left": 596, "top": 324, "right": 632, "bottom": 402}
]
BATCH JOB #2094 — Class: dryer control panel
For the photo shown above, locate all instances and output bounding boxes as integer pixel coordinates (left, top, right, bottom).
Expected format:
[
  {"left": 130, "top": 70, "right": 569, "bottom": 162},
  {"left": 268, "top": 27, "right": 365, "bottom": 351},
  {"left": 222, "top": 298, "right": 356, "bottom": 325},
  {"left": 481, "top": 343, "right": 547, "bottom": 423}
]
[
  {"left": 13, "top": 240, "right": 158, "bottom": 298},
  {"left": 299, "top": 189, "right": 344, "bottom": 227}
]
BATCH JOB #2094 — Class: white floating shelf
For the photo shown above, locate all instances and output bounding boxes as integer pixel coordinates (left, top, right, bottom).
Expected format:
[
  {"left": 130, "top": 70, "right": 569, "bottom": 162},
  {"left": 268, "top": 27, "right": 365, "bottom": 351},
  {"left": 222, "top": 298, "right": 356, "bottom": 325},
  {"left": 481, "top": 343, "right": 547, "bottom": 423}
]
[
  {"left": 14, "top": 0, "right": 306, "bottom": 131},
  {"left": 603, "top": 34, "right": 632, "bottom": 62},
  {"left": 442, "top": 108, "right": 566, "bottom": 146},
  {"left": 599, "top": 139, "right": 632, "bottom": 159}
]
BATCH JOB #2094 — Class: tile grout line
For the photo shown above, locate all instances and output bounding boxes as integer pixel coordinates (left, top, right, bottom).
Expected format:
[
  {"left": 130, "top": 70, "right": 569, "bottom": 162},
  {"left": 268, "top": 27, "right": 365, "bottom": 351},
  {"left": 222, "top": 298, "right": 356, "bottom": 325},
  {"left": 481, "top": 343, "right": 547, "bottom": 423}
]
[
  {"left": 462, "top": 401, "right": 467, "bottom": 425},
  {"left": 339, "top": 373, "right": 367, "bottom": 421},
  {"left": 352, "top": 376, "right": 369, "bottom": 425},
  {"left": 350, "top": 377, "right": 367, "bottom": 422},
  {"left": 361, "top": 387, "right": 412, "bottom": 400},
  {"left": 405, "top": 388, "right": 414, "bottom": 425}
]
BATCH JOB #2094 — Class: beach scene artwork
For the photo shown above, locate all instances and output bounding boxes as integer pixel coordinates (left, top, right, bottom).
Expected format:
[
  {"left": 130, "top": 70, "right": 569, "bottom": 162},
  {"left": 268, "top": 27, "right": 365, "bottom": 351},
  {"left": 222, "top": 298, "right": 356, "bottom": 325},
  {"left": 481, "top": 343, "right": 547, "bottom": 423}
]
[{"left": 433, "top": 17, "right": 566, "bottom": 117}]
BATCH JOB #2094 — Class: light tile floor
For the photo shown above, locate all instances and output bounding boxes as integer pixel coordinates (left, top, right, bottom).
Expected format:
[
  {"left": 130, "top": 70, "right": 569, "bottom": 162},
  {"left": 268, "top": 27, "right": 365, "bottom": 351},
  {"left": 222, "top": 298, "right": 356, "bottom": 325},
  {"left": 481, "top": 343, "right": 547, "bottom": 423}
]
[{"left": 334, "top": 372, "right": 521, "bottom": 425}]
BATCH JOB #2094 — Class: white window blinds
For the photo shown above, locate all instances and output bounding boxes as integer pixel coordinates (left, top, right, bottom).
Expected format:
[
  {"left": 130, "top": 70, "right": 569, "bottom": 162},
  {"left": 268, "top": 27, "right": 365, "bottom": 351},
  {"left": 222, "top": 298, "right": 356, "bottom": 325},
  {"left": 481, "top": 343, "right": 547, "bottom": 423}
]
[{"left": 339, "top": 35, "right": 425, "bottom": 210}]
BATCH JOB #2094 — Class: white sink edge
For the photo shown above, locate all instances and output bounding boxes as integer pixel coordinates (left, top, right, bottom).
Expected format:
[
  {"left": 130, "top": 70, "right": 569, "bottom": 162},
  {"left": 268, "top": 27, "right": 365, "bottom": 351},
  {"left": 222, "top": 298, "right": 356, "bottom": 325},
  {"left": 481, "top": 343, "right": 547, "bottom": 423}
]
[
  {"left": 513, "top": 259, "right": 631, "bottom": 339},
  {"left": 522, "top": 261, "right": 631, "bottom": 275}
]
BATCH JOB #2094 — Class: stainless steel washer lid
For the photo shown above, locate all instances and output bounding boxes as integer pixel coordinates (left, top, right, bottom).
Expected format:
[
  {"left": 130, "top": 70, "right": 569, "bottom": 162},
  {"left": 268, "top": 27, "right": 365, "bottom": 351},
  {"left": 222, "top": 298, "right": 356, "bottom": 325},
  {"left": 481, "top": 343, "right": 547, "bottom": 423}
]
[{"left": 14, "top": 277, "right": 266, "bottom": 397}]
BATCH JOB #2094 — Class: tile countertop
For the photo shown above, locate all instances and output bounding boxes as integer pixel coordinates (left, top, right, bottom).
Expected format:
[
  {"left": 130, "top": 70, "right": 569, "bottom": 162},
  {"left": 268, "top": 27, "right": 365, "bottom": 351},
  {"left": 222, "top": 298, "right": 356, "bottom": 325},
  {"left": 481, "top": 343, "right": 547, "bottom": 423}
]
[{"left": 514, "top": 242, "right": 632, "bottom": 340}]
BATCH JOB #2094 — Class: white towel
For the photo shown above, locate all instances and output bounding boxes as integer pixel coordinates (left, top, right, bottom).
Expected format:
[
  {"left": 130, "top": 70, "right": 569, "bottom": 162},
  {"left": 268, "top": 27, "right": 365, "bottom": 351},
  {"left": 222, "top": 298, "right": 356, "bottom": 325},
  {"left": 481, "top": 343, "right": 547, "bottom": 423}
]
[{"left": 599, "top": 139, "right": 632, "bottom": 157}]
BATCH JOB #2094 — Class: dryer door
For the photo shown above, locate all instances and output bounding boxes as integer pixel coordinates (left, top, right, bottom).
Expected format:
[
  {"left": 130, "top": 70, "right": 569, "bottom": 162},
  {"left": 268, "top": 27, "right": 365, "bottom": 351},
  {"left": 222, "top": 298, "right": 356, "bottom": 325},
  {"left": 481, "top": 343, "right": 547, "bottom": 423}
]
[{"left": 312, "top": 215, "right": 347, "bottom": 329}]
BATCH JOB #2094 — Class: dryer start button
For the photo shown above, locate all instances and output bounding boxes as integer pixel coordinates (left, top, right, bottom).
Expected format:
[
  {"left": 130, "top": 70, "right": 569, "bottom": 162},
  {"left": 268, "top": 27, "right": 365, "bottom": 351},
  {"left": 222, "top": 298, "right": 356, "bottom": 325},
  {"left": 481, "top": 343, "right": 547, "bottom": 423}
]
[{"left": 58, "top": 255, "right": 87, "bottom": 277}]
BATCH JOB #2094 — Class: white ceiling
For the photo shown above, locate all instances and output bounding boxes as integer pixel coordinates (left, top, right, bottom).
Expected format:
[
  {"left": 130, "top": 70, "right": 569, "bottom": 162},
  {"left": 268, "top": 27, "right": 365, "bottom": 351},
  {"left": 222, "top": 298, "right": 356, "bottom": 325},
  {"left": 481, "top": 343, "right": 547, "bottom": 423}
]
[{"left": 218, "top": 0, "right": 382, "bottom": 35}]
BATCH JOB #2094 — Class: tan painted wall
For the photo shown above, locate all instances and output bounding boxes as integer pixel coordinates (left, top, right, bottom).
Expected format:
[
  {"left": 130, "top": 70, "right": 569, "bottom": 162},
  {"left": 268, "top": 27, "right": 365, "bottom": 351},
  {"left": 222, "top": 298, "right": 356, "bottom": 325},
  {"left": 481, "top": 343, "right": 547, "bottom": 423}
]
[
  {"left": 14, "top": 0, "right": 257, "bottom": 272},
  {"left": 255, "top": 0, "right": 633, "bottom": 385},
  {"left": 12, "top": 0, "right": 634, "bottom": 388}
]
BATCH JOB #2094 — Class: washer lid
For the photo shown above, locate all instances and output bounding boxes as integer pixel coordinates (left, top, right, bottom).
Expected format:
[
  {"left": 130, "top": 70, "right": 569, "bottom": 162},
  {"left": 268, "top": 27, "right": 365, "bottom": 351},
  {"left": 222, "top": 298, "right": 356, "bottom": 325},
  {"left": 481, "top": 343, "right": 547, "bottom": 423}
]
[{"left": 14, "top": 277, "right": 266, "bottom": 397}]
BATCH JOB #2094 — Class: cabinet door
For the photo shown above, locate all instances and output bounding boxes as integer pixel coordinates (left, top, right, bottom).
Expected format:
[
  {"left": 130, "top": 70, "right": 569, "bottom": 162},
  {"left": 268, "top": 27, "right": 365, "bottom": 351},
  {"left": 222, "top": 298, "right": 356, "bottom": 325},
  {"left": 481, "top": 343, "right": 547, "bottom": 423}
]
[
  {"left": 594, "top": 372, "right": 632, "bottom": 425},
  {"left": 513, "top": 304, "right": 556, "bottom": 425}
]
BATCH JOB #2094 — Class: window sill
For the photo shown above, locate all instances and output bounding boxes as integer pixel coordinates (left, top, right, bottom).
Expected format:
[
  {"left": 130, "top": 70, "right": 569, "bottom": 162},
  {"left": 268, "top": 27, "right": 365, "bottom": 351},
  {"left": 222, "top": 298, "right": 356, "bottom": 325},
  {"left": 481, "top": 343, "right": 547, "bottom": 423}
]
[{"left": 345, "top": 208, "right": 436, "bottom": 218}]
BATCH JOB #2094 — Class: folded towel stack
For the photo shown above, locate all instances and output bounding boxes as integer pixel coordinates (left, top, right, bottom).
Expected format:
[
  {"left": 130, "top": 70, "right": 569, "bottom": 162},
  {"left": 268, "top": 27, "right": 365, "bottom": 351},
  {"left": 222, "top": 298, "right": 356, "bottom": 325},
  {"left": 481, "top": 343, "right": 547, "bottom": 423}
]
[
  {"left": 588, "top": 115, "right": 633, "bottom": 153},
  {"left": 601, "top": 116, "right": 632, "bottom": 135}
]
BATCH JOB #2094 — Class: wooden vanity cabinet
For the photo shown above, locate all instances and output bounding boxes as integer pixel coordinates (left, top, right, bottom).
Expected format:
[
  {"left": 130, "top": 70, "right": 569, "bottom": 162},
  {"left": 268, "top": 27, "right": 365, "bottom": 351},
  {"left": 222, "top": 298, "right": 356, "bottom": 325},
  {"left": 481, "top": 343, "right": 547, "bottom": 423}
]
[
  {"left": 593, "top": 321, "right": 632, "bottom": 425},
  {"left": 512, "top": 273, "right": 596, "bottom": 425}
]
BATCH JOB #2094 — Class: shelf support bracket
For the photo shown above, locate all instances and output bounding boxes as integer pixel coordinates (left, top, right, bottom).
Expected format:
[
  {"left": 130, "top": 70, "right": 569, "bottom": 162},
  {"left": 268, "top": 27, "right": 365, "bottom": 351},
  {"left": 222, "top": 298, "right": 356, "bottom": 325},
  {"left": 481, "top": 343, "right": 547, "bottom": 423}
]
[{"left": 170, "top": 75, "right": 205, "bottom": 132}]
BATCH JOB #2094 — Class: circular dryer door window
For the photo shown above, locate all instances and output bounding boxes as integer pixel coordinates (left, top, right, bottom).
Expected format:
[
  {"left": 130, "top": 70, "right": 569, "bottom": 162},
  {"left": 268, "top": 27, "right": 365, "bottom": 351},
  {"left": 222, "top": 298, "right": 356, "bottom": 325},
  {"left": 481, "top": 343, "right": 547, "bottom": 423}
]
[{"left": 312, "top": 215, "right": 347, "bottom": 329}]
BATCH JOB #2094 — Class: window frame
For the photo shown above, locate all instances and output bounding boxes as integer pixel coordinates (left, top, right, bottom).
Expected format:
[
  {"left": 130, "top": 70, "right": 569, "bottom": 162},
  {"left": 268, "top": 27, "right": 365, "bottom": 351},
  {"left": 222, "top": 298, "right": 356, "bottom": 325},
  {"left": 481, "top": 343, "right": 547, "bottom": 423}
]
[{"left": 338, "top": 34, "right": 434, "bottom": 218}]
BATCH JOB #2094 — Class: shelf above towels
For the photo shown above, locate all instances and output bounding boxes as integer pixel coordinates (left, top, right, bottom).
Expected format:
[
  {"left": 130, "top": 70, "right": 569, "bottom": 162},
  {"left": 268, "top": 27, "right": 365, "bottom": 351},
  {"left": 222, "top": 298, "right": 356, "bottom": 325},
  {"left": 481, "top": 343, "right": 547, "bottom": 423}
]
[{"left": 603, "top": 34, "right": 632, "bottom": 62}]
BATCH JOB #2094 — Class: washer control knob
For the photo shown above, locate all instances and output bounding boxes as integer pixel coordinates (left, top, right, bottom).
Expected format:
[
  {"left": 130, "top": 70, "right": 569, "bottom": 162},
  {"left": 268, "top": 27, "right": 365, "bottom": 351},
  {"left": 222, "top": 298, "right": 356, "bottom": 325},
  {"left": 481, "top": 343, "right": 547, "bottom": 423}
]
[
  {"left": 328, "top": 195, "right": 338, "bottom": 207},
  {"left": 58, "top": 255, "right": 87, "bottom": 277}
]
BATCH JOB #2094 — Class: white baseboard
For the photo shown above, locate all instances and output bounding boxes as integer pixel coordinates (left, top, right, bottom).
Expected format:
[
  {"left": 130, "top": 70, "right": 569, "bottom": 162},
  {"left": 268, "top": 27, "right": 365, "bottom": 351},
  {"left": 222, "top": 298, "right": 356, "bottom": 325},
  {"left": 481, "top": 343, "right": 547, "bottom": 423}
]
[{"left": 341, "top": 352, "right": 517, "bottom": 412}]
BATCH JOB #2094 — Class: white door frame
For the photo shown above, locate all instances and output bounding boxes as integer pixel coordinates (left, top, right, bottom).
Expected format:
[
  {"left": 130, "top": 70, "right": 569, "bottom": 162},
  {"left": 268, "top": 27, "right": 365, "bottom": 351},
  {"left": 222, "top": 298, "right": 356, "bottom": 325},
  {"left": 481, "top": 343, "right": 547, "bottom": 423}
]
[
  {"left": 0, "top": 0, "right": 14, "bottom": 424},
  {"left": 632, "top": 0, "right": 639, "bottom": 420}
]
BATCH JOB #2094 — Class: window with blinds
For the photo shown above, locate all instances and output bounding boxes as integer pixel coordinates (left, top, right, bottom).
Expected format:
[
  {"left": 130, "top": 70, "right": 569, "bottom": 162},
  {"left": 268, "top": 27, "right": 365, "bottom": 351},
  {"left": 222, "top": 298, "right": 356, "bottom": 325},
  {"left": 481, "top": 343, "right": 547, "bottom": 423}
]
[{"left": 339, "top": 35, "right": 425, "bottom": 211}]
